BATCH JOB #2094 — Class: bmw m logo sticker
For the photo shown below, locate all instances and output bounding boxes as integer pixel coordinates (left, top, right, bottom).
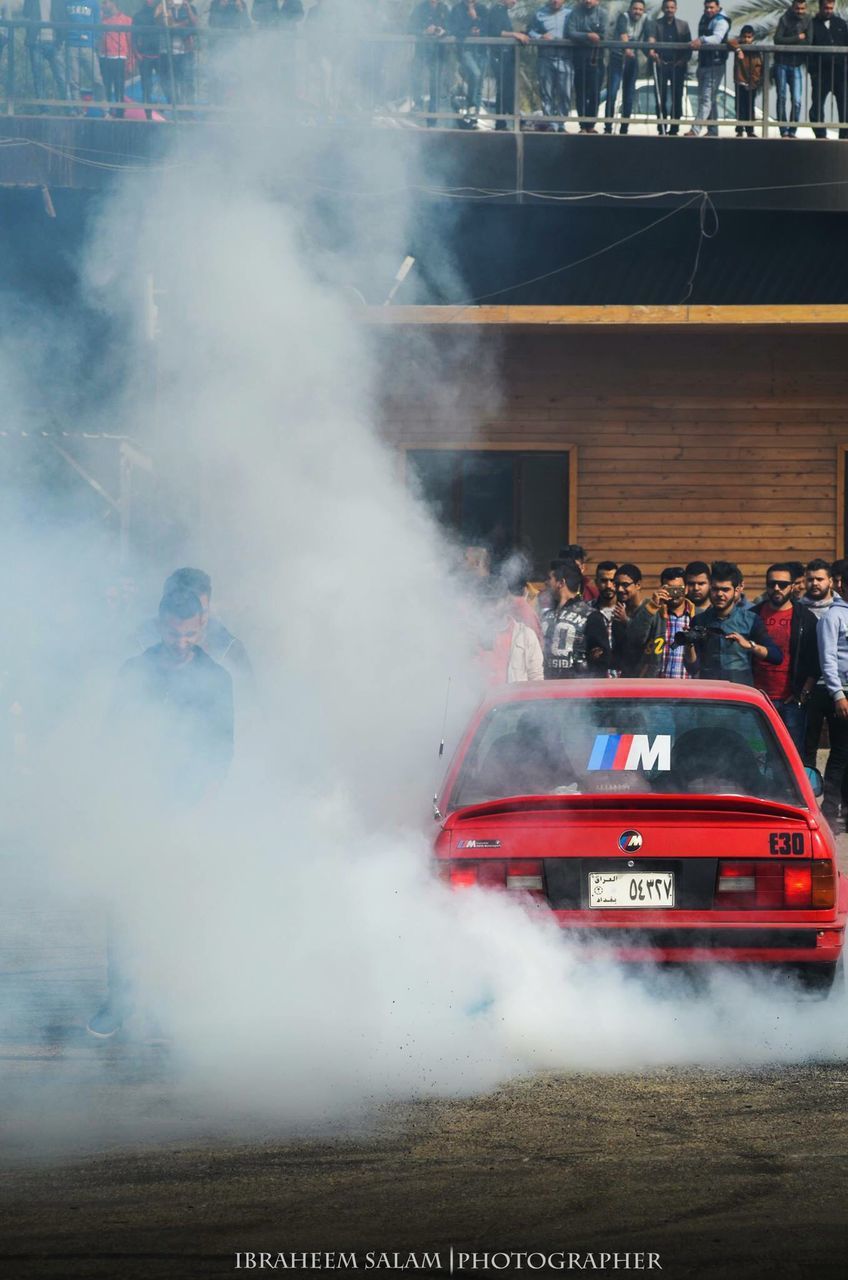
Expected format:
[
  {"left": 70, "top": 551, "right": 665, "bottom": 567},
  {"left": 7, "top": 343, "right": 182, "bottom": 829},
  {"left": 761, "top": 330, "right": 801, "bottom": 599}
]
[
  {"left": 456, "top": 839, "right": 501, "bottom": 849},
  {"left": 619, "top": 831, "right": 643, "bottom": 852},
  {"left": 588, "top": 734, "right": 671, "bottom": 771}
]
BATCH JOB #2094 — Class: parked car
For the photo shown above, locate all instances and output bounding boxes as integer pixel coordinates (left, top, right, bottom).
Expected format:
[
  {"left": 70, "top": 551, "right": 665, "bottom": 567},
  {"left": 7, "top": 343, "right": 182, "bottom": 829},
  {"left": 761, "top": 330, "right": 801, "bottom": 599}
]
[{"left": 434, "top": 679, "right": 846, "bottom": 993}]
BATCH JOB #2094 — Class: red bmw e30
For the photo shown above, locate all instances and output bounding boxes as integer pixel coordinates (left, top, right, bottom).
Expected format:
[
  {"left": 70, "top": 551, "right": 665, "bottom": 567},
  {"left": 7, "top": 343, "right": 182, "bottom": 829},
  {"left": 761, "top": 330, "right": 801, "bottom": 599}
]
[{"left": 434, "top": 680, "right": 848, "bottom": 993}]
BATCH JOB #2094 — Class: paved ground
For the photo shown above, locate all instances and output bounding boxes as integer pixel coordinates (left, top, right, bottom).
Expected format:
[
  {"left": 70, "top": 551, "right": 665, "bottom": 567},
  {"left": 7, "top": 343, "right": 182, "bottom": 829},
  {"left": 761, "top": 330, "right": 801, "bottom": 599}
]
[{"left": 1, "top": 838, "right": 847, "bottom": 1280}]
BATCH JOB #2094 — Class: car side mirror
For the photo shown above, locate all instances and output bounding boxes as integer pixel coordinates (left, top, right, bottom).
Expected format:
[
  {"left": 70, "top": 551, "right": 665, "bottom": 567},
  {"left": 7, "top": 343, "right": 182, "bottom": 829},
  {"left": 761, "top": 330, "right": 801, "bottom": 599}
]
[{"left": 805, "top": 766, "right": 824, "bottom": 798}]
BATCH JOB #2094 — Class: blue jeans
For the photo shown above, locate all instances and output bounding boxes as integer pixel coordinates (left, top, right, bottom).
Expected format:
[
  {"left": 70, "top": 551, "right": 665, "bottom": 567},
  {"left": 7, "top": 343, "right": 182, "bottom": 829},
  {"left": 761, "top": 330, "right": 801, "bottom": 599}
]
[
  {"left": 605, "top": 56, "right": 637, "bottom": 133},
  {"left": 28, "top": 43, "right": 68, "bottom": 102},
  {"left": 775, "top": 63, "right": 802, "bottom": 136},
  {"left": 538, "top": 56, "right": 573, "bottom": 128},
  {"left": 692, "top": 63, "right": 724, "bottom": 135},
  {"left": 457, "top": 48, "right": 486, "bottom": 112},
  {"left": 775, "top": 699, "right": 807, "bottom": 758}
]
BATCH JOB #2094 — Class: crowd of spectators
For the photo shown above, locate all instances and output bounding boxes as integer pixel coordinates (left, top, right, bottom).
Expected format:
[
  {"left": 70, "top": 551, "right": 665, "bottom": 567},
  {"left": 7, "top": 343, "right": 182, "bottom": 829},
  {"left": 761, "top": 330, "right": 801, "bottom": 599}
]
[
  {"left": 409, "top": 0, "right": 848, "bottom": 136},
  {"left": 2, "top": 0, "right": 848, "bottom": 133},
  {"left": 472, "top": 546, "right": 848, "bottom": 828}
]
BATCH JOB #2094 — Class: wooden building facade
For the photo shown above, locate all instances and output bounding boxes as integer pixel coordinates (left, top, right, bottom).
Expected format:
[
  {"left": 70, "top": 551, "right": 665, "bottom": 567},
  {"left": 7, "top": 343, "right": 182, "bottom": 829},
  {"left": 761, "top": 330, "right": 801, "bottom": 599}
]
[{"left": 373, "top": 306, "right": 848, "bottom": 587}]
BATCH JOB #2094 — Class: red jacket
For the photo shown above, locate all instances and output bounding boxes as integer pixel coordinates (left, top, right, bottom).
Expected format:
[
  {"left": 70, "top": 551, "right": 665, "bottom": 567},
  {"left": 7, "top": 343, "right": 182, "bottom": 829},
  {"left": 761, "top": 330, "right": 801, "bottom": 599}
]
[{"left": 101, "top": 12, "right": 132, "bottom": 57}]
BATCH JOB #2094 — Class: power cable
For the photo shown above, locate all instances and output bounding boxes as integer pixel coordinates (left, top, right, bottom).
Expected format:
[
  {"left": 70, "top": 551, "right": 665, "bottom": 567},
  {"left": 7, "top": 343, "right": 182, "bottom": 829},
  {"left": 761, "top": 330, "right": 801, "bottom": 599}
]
[{"left": 435, "top": 195, "right": 702, "bottom": 316}]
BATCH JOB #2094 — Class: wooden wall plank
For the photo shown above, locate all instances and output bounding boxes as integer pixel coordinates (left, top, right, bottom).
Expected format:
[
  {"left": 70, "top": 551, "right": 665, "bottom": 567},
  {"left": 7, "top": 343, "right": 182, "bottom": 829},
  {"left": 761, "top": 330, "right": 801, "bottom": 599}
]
[{"left": 378, "top": 328, "right": 848, "bottom": 580}]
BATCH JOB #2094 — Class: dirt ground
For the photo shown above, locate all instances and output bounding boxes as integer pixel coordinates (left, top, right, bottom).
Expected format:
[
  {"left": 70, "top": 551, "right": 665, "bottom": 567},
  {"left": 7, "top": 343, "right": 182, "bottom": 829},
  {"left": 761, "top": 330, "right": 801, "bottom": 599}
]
[{"left": 1, "top": 1059, "right": 848, "bottom": 1280}]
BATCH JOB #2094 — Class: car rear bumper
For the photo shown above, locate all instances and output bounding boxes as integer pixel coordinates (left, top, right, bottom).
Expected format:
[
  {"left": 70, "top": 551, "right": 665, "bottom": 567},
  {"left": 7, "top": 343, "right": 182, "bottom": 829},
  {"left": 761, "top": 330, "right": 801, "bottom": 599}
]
[{"left": 549, "top": 916, "right": 844, "bottom": 964}]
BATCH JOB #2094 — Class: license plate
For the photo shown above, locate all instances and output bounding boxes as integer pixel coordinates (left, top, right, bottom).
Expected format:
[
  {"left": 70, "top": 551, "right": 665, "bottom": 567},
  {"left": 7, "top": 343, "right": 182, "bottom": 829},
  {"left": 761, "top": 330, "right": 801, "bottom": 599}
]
[{"left": 589, "top": 872, "right": 675, "bottom": 909}]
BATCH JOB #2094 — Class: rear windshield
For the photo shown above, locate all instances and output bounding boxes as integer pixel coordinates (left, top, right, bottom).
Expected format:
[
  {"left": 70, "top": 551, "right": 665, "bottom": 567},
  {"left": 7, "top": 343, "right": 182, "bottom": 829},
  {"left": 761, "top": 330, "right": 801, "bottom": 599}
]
[{"left": 449, "top": 698, "right": 804, "bottom": 810}]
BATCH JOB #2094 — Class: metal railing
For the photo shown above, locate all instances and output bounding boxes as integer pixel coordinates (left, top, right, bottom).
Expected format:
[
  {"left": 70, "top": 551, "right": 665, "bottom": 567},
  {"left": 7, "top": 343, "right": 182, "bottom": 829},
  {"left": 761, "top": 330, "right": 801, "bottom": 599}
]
[{"left": 2, "top": 25, "right": 848, "bottom": 138}]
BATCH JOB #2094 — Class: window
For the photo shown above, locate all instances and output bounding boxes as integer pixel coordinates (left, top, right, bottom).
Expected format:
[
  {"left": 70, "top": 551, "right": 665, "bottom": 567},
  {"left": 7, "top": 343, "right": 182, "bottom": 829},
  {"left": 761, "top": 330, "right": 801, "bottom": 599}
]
[
  {"left": 450, "top": 698, "right": 803, "bottom": 810},
  {"left": 407, "top": 448, "right": 572, "bottom": 577}
]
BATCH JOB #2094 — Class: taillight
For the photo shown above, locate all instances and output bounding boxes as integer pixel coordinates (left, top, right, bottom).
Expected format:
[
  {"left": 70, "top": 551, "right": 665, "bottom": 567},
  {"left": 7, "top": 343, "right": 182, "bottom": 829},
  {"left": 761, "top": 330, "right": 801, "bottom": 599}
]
[
  {"left": 783, "top": 865, "right": 812, "bottom": 908},
  {"left": 715, "top": 859, "right": 835, "bottom": 910},
  {"left": 448, "top": 864, "right": 479, "bottom": 889},
  {"left": 812, "top": 860, "right": 836, "bottom": 909},
  {"left": 477, "top": 860, "right": 507, "bottom": 888},
  {"left": 442, "top": 860, "right": 545, "bottom": 896}
]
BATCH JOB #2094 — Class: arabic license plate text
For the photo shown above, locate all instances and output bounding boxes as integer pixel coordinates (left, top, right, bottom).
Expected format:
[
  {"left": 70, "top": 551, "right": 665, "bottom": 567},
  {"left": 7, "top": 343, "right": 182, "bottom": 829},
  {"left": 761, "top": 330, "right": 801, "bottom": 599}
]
[{"left": 589, "top": 872, "right": 675, "bottom": 909}]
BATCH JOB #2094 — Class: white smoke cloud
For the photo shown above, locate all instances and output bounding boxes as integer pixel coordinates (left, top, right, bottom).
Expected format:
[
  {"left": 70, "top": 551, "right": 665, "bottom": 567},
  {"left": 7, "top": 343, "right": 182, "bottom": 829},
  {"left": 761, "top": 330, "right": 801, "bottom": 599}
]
[{"left": 1, "top": 33, "right": 846, "bottom": 1158}]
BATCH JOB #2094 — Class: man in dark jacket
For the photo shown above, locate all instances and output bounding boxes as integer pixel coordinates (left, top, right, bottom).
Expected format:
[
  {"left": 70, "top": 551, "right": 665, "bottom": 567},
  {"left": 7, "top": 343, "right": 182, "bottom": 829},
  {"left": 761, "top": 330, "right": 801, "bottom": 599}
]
[
  {"left": 604, "top": 0, "right": 648, "bottom": 135},
  {"left": 132, "top": 0, "right": 163, "bottom": 116},
  {"left": 542, "top": 560, "right": 594, "bottom": 678},
  {"left": 810, "top": 0, "right": 848, "bottom": 138},
  {"left": 487, "top": 0, "right": 528, "bottom": 128},
  {"left": 87, "top": 587, "right": 234, "bottom": 1040},
  {"left": 683, "top": 561, "right": 782, "bottom": 685},
  {"left": 610, "top": 562, "right": 644, "bottom": 676},
  {"left": 586, "top": 560, "right": 618, "bottom": 674},
  {"left": 775, "top": 0, "right": 813, "bottom": 136},
  {"left": 751, "top": 563, "right": 819, "bottom": 754},
  {"left": 647, "top": 0, "right": 691, "bottom": 134},
  {"left": 566, "top": 0, "right": 608, "bottom": 132}
]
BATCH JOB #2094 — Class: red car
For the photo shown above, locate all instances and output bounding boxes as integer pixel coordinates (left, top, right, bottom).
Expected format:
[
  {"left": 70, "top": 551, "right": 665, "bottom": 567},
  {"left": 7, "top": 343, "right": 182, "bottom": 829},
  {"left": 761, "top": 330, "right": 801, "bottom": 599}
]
[{"left": 435, "top": 680, "right": 847, "bottom": 993}]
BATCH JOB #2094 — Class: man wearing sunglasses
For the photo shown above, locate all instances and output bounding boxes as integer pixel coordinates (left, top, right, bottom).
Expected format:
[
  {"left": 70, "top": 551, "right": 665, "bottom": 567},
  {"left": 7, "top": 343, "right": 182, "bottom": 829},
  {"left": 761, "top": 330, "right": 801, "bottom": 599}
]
[{"left": 750, "top": 562, "right": 820, "bottom": 754}]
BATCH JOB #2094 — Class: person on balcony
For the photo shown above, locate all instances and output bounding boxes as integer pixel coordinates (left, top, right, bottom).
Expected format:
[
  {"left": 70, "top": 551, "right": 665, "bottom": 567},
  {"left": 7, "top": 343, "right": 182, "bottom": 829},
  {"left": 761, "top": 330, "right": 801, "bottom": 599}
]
[
  {"left": 208, "top": 0, "right": 249, "bottom": 27},
  {"left": 487, "top": 0, "right": 528, "bottom": 130},
  {"left": 685, "top": 0, "right": 730, "bottom": 137},
  {"left": 647, "top": 0, "right": 691, "bottom": 135},
  {"left": 774, "top": 0, "right": 812, "bottom": 137},
  {"left": 448, "top": 0, "right": 489, "bottom": 128},
  {"left": 730, "top": 25, "right": 763, "bottom": 137},
  {"left": 23, "top": 0, "right": 69, "bottom": 107},
  {"left": 99, "top": 0, "right": 131, "bottom": 115},
  {"left": 132, "top": 0, "right": 164, "bottom": 117},
  {"left": 604, "top": 0, "right": 648, "bottom": 135},
  {"left": 810, "top": 0, "right": 848, "bottom": 138},
  {"left": 566, "top": 0, "right": 609, "bottom": 134},
  {"left": 526, "top": 0, "right": 571, "bottom": 132},
  {"left": 409, "top": 0, "right": 450, "bottom": 121},
  {"left": 65, "top": 0, "right": 105, "bottom": 103},
  {"left": 157, "top": 0, "right": 198, "bottom": 108}
]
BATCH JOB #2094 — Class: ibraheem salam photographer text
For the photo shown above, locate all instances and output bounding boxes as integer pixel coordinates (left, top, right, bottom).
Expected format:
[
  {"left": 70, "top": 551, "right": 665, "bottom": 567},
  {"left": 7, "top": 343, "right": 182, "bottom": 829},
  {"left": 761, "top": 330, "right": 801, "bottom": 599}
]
[{"left": 233, "top": 1250, "right": 662, "bottom": 1270}]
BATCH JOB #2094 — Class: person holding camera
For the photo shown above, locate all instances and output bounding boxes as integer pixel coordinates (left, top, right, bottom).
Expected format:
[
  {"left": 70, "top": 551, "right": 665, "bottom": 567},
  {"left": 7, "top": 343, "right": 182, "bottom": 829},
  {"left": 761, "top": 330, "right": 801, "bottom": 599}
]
[
  {"left": 682, "top": 561, "right": 781, "bottom": 685},
  {"left": 750, "top": 563, "right": 819, "bottom": 754},
  {"left": 628, "top": 566, "right": 696, "bottom": 678}
]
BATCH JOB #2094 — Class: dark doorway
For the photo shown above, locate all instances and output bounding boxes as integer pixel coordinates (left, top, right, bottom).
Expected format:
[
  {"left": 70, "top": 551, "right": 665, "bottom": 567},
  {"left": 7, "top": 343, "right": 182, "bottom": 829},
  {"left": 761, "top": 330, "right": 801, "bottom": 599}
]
[{"left": 407, "top": 448, "right": 571, "bottom": 576}]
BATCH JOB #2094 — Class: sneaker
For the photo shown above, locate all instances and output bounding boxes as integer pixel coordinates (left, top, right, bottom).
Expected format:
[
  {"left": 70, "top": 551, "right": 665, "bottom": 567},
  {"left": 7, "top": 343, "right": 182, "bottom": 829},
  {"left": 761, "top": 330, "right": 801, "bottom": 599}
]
[{"left": 86, "top": 1003, "right": 123, "bottom": 1038}]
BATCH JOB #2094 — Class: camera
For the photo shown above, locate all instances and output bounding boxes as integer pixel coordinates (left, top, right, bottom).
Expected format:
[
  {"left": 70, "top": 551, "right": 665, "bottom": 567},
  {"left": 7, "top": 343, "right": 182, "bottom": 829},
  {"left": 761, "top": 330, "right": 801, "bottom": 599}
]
[{"left": 670, "top": 625, "right": 725, "bottom": 647}]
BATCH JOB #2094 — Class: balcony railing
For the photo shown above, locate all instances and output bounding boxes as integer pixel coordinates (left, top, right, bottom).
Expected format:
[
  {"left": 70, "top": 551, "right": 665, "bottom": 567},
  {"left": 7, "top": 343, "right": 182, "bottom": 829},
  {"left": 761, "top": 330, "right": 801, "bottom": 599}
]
[{"left": 2, "top": 25, "right": 848, "bottom": 140}]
